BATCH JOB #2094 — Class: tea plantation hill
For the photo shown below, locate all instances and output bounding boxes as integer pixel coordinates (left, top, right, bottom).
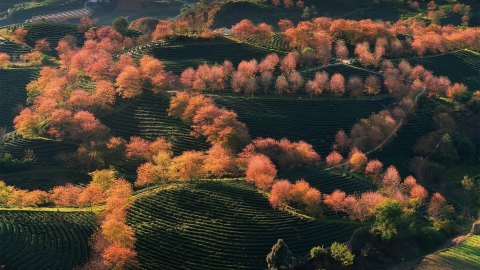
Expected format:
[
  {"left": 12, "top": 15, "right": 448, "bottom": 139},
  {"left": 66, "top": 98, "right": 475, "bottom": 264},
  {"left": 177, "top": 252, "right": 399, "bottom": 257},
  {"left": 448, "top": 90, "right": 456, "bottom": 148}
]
[
  {"left": 0, "top": 211, "right": 96, "bottom": 270},
  {"left": 128, "top": 36, "right": 286, "bottom": 74},
  {"left": 395, "top": 50, "right": 480, "bottom": 97},
  {"left": 127, "top": 180, "right": 369, "bottom": 270},
  {"left": 211, "top": 0, "right": 480, "bottom": 30}
]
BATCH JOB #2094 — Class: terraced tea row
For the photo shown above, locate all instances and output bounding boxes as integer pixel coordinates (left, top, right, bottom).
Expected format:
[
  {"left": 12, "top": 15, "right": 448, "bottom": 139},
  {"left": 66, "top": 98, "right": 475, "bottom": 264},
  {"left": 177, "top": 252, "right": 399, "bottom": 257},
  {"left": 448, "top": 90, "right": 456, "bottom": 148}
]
[
  {"left": 127, "top": 180, "right": 362, "bottom": 270},
  {"left": 139, "top": 40, "right": 284, "bottom": 74},
  {"left": 0, "top": 137, "right": 78, "bottom": 167},
  {"left": 0, "top": 68, "right": 38, "bottom": 130},
  {"left": 417, "top": 235, "right": 480, "bottom": 270},
  {"left": 398, "top": 50, "right": 480, "bottom": 96},
  {"left": 213, "top": 95, "right": 390, "bottom": 156},
  {"left": 369, "top": 98, "right": 438, "bottom": 176},
  {"left": 101, "top": 93, "right": 209, "bottom": 156},
  {"left": 0, "top": 211, "right": 96, "bottom": 270},
  {"left": 0, "top": 39, "right": 31, "bottom": 57},
  {"left": 24, "top": 22, "right": 83, "bottom": 51},
  {"left": 282, "top": 169, "right": 375, "bottom": 195}
]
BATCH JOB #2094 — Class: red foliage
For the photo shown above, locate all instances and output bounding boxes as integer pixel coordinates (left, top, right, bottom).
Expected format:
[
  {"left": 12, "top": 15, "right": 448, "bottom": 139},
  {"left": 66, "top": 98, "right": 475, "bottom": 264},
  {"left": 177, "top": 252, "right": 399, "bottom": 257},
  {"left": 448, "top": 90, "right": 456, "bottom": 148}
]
[
  {"left": 326, "top": 151, "right": 343, "bottom": 167},
  {"left": 280, "top": 51, "right": 299, "bottom": 74},
  {"left": 231, "top": 19, "right": 256, "bottom": 40},
  {"left": 283, "top": 0, "right": 294, "bottom": 8},
  {"left": 49, "top": 183, "right": 83, "bottom": 208},
  {"left": 364, "top": 159, "right": 383, "bottom": 184},
  {"left": 259, "top": 71, "right": 273, "bottom": 94},
  {"left": 34, "top": 39, "right": 51, "bottom": 52},
  {"left": 203, "top": 145, "right": 235, "bottom": 178},
  {"left": 115, "top": 54, "right": 135, "bottom": 74},
  {"left": 78, "top": 16, "right": 97, "bottom": 32},
  {"left": 252, "top": 23, "right": 274, "bottom": 44},
  {"left": 364, "top": 75, "right": 381, "bottom": 95},
  {"left": 446, "top": 83, "right": 467, "bottom": 99},
  {"left": 192, "top": 105, "right": 251, "bottom": 152},
  {"left": 453, "top": 3, "right": 462, "bottom": 13},
  {"left": 259, "top": 53, "right": 280, "bottom": 73},
  {"left": 305, "top": 71, "right": 328, "bottom": 98},
  {"left": 20, "top": 51, "right": 42, "bottom": 64},
  {"left": 269, "top": 180, "right": 293, "bottom": 209},
  {"left": 12, "top": 28, "right": 28, "bottom": 43},
  {"left": 0, "top": 52, "right": 11, "bottom": 67},
  {"left": 241, "top": 138, "right": 320, "bottom": 169},
  {"left": 335, "top": 40, "right": 349, "bottom": 60},
  {"left": 349, "top": 151, "right": 367, "bottom": 172},
  {"left": 296, "top": 0, "right": 304, "bottom": 8},
  {"left": 278, "top": 19, "right": 294, "bottom": 31},
  {"left": 102, "top": 243, "right": 138, "bottom": 270},
  {"left": 275, "top": 75, "right": 288, "bottom": 96},
  {"left": 382, "top": 165, "right": 401, "bottom": 188},
  {"left": 170, "top": 150, "right": 205, "bottom": 181},
  {"left": 126, "top": 136, "right": 150, "bottom": 160},
  {"left": 153, "top": 20, "right": 173, "bottom": 40},
  {"left": 427, "top": 192, "right": 454, "bottom": 219},
  {"left": 410, "top": 184, "right": 428, "bottom": 202},
  {"left": 47, "top": 108, "right": 73, "bottom": 139},
  {"left": 245, "top": 154, "right": 277, "bottom": 191},
  {"left": 303, "top": 188, "right": 321, "bottom": 214},
  {"left": 68, "top": 90, "right": 94, "bottom": 111},
  {"left": 180, "top": 67, "right": 196, "bottom": 89},
  {"left": 70, "top": 111, "right": 107, "bottom": 141},
  {"left": 355, "top": 42, "right": 374, "bottom": 67},
  {"left": 323, "top": 189, "right": 346, "bottom": 214},
  {"left": 347, "top": 76, "right": 363, "bottom": 97},
  {"left": 93, "top": 80, "right": 116, "bottom": 111},
  {"left": 288, "top": 71, "right": 303, "bottom": 94},
  {"left": 77, "top": 183, "right": 104, "bottom": 210},
  {"left": 410, "top": 1, "right": 420, "bottom": 9},
  {"left": 329, "top": 73, "right": 345, "bottom": 96},
  {"left": 116, "top": 65, "right": 142, "bottom": 98}
]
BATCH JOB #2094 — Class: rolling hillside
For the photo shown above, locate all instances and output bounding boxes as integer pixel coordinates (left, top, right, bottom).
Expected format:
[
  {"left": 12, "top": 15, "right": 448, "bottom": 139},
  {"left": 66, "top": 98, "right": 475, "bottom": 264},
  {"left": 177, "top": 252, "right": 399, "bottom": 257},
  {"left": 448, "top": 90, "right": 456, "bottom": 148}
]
[
  {"left": 127, "top": 180, "right": 363, "bottom": 270},
  {"left": 0, "top": 211, "right": 96, "bottom": 270}
]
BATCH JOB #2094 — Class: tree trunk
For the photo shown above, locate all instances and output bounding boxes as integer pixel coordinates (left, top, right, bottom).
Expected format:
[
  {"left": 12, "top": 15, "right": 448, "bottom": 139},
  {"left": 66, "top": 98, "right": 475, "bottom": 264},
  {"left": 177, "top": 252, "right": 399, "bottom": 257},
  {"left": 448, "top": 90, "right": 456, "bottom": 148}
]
[{"left": 471, "top": 221, "right": 480, "bottom": 235}]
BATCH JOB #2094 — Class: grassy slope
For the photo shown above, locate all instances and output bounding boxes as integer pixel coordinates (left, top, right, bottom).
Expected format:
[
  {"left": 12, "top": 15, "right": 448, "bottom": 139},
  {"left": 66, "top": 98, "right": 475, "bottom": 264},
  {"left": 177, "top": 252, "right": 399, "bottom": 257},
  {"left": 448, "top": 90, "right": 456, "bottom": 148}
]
[
  {"left": 127, "top": 180, "right": 363, "bottom": 270},
  {"left": 0, "top": 210, "right": 96, "bottom": 270},
  {"left": 417, "top": 235, "right": 480, "bottom": 270}
]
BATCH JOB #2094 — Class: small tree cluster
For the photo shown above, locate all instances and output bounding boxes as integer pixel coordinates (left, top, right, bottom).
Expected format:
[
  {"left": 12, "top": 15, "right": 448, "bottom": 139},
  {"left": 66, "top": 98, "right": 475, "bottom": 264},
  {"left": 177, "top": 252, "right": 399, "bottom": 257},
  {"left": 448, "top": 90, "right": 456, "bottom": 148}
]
[
  {"left": 231, "top": 19, "right": 274, "bottom": 44},
  {"left": 240, "top": 137, "right": 320, "bottom": 170},
  {"left": 269, "top": 179, "right": 321, "bottom": 215}
]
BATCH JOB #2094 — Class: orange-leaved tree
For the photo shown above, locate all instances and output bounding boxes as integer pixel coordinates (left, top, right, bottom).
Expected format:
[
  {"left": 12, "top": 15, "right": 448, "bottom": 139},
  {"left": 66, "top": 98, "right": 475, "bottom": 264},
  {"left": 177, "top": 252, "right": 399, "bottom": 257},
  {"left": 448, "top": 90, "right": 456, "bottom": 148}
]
[{"left": 245, "top": 154, "right": 277, "bottom": 191}]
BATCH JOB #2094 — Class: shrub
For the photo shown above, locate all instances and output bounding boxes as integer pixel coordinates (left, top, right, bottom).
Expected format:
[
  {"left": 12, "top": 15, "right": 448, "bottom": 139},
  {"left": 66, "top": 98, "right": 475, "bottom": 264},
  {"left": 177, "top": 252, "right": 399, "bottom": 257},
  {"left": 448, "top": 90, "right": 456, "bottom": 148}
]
[
  {"left": 417, "top": 227, "right": 445, "bottom": 252},
  {"left": 310, "top": 246, "right": 327, "bottom": 259},
  {"left": 330, "top": 242, "right": 354, "bottom": 266},
  {"left": 433, "top": 219, "right": 458, "bottom": 237},
  {"left": 266, "top": 239, "right": 293, "bottom": 269}
]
